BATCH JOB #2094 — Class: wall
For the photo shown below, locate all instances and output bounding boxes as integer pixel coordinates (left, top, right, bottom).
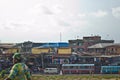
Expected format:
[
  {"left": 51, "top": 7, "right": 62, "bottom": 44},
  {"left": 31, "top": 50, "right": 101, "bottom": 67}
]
[
  {"left": 106, "top": 45, "right": 120, "bottom": 55},
  {"left": 32, "top": 48, "right": 50, "bottom": 54},
  {"left": 58, "top": 48, "right": 71, "bottom": 54},
  {"left": 5, "top": 48, "right": 20, "bottom": 54}
]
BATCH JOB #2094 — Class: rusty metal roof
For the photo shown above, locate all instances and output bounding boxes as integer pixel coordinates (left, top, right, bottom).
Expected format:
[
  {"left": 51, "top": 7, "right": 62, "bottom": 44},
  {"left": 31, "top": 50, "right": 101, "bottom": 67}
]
[{"left": 0, "top": 43, "right": 15, "bottom": 48}]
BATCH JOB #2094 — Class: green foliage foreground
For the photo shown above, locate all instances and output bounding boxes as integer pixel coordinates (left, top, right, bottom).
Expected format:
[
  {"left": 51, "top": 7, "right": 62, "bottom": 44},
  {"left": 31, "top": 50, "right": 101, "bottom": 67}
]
[{"left": 1, "top": 74, "right": 120, "bottom": 80}]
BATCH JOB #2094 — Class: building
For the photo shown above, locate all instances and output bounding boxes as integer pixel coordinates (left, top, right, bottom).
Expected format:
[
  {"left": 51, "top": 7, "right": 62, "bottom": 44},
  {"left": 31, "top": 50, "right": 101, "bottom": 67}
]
[
  {"left": 13, "top": 41, "right": 44, "bottom": 54},
  {"left": 88, "top": 43, "right": 114, "bottom": 55},
  {"left": 106, "top": 44, "right": 120, "bottom": 55},
  {"left": 36, "top": 42, "right": 69, "bottom": 54},
  {"left": 69, "top": 36, "right": 114, "bottom": 53},
  {"left": 0, "top": 43, "right": 15, "bottom": 54},
  {"left": 88, "top": 43, "right": 120, "bottom": 55}
]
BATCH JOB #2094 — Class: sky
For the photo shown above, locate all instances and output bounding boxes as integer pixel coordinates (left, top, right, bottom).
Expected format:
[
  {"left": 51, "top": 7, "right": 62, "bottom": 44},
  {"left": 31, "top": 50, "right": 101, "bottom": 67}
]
[{"left": 0, "top": 0, "right": 120, "bottom": 43}]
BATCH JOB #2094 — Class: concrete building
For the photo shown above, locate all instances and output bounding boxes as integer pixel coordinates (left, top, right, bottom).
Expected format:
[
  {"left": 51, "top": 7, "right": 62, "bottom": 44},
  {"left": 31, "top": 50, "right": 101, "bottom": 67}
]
[
  {"left": 68, "top": 36, "right": 114, "bottom": 53},
  {"left": 88, "top": 43, "right": 120, "bottom": 55},
  {"left": 106, "top": 44, "right": 120, "bottom": 55},
  {"left": 88, "top": 43, "right": 114, "bottom": 55}
]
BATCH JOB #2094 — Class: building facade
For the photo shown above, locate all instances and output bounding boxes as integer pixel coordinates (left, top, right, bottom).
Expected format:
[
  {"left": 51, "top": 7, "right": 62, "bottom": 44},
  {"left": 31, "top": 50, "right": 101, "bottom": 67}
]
[
  {"left": 69, "top": 36, "right": 114, "bottom": 53},
  {"left": 106, "top": 44, "right": 120, "bottom": 55}
]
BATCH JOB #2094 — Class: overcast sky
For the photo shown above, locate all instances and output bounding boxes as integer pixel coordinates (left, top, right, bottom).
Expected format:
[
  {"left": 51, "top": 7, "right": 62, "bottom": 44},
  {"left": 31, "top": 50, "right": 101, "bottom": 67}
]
[{"left": 0, "top": 0, "right": 120, "bottom": 43}]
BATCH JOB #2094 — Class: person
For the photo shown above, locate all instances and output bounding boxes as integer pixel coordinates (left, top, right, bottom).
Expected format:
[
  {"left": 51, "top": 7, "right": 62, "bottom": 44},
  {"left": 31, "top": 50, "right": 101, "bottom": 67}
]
[{"left": 4, "top": 52, "right": 31, "bottom": 80}]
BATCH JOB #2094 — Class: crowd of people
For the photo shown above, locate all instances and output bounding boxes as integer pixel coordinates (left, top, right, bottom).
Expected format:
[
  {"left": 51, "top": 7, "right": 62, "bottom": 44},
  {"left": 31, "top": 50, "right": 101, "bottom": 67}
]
[
  {"left": 0, "top": 52, "right": 120, "bottom": 78},
  {"left": 0, "top": 55, "right": 13, "bottom": 72}
]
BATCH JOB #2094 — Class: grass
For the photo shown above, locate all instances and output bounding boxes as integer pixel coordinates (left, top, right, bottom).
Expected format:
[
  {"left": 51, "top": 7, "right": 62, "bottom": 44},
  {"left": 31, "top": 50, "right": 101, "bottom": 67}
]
[{"left": 1, "top": 74, "right": 120, "bottom": 80}]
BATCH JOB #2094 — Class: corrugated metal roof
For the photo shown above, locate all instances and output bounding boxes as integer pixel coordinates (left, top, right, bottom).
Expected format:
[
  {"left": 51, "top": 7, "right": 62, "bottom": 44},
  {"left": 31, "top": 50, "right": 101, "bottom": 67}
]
[
  {"left": 62, "top": 64, "right": 94, "bottom": 66},
  {"left": 38, "top": 42, "right": 69, "bottom": 48},
  {"left": 88, "top": 43, "right": 114, "bottom": 49},
  {"left": 0, "top": 43, "right": 15, "bottom": 48}
]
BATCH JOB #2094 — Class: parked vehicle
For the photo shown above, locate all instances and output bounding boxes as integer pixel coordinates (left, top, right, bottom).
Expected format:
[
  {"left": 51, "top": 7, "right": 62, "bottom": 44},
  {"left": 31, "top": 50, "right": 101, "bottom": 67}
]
[
  {"left": 62, "top": 64, "right": 95, "bottom": 74},
  {"left": 101, "top": 66, "right": 120, "bottom": 74},
  {"left": 44, "top": 68, "right": 58, "bottom": 74}
]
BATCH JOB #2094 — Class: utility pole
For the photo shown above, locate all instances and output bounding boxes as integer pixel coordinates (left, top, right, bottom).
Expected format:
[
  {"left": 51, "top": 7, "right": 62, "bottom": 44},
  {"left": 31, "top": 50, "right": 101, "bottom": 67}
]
[
  {"left": 60, "top": 32, "right": 62, "bottom": 42},
  {"left": 41, "top": 53, "right": 44, "bottom": 68}
]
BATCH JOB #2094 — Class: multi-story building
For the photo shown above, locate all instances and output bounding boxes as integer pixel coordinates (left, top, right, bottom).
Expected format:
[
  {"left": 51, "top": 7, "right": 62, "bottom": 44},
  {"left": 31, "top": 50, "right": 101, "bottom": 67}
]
[{"left": 69, "top": 36, "right": 114, "bottom": 53}]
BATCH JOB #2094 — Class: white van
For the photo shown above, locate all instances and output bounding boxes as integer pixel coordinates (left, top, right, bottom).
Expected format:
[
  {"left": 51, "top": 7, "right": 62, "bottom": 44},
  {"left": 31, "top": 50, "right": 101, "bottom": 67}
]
[{"left": 44, "top": 68, "right": 58, "bottom": 74}]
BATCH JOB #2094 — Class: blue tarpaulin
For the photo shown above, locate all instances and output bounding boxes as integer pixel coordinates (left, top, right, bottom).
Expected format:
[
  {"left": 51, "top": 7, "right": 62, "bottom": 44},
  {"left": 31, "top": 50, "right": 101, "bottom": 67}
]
[{"left": 39, "top": 42, "right": 69, "bottom": 48}]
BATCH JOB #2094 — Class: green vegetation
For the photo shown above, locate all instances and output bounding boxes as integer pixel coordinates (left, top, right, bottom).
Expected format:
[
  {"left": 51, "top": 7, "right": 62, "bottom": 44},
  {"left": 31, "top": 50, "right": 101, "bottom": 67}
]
[{"left": 1, "top": 74, "right": 120, "bottom": 80}]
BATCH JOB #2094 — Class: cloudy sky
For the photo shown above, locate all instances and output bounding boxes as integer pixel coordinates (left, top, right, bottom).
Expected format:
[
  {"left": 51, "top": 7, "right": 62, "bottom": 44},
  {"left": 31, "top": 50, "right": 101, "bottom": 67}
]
[{"left": 0, "top": 0, "right": 120, "bottom": 43}]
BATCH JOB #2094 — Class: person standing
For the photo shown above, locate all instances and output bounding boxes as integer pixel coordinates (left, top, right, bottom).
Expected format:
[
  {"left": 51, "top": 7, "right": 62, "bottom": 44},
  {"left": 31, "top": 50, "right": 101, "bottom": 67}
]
[{"left": 4, "top": 52, "right": 31, "bottom": 80}]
